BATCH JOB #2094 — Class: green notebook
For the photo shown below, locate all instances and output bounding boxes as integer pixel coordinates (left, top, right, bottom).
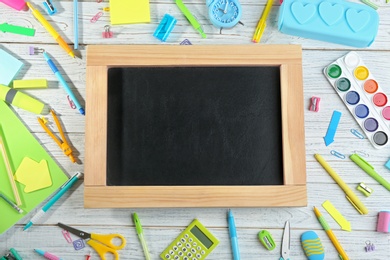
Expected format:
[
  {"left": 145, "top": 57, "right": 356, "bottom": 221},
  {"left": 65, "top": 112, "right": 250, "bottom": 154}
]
[{"left": 0, "top": 100, "right": 68, "bottom": 235}]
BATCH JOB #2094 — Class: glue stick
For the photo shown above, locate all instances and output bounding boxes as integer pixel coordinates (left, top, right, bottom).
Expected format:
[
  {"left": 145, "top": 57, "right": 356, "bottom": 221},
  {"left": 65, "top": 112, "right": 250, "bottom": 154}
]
[{"left": 0, "top": 84, "right": 49, "bottom": 114}]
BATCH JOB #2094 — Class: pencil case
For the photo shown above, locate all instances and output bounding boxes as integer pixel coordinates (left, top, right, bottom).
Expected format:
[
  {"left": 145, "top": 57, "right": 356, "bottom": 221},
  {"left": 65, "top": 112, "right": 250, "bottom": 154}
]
[{"left": 278, "top": 0, "right": 379, "bottom": 47}]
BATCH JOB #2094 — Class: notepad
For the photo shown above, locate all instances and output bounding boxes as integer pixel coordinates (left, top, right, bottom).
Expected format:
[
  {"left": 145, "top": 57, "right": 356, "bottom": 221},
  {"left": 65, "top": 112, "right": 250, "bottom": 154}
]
[
  {"left": 0, "top": 100, "right": 68, "bottom": 235},
  {"left": 0, "top": 48, "right": 24, "bottom": 86},
  {"left": 109, "top": 0, "right": 150, "bottom": 25}
]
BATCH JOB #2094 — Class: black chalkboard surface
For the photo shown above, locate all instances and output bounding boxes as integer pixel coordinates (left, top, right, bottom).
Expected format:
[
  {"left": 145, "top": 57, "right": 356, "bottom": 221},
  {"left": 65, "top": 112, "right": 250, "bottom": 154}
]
[{"left": 106, "top": 66, "right": 283, "bottom": 186}]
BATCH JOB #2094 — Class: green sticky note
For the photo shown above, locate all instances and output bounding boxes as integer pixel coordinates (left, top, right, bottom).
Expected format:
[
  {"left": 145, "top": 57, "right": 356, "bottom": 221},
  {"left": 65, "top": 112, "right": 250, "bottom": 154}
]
[{"left": 0, "top": 23, "right": 36, "bottom": 36}]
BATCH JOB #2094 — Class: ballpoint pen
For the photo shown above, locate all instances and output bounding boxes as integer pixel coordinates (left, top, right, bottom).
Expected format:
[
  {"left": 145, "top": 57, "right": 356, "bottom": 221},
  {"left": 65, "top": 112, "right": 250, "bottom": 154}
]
[
  {"left": 350, "top": 153, "right": 390, "bottom": 191},
  {"left": 252, "top": 0, "right": 273, "bottom": 43},
  {"left": 23, "top": 172, "right": 82, "bottom": 231},
  {"left": 228, "top": 209, "right": 240, "bottom": 260},
  {"left": 0, "top": 192, "right": 23, "bottom": 213},
  {"left": 132, "top": 213, "right": 151, "bottom": 260},
  {"left": 313, "top": 206, "right": 350, "bottom": 260},
  {"left": 26, "top": 2, "right": 75, "bottom": 59},
  {"left": 314, "top": 153, "right": 368, "bottom": 215},
  {"left": 43, "top": 51, "right": 85, "bottom": 115},
  {"left": 175, "top": 0, "right": 206, "bottom": 38},
  {"left": 34, "top": 249, "right": 63, "bottom": 260}
]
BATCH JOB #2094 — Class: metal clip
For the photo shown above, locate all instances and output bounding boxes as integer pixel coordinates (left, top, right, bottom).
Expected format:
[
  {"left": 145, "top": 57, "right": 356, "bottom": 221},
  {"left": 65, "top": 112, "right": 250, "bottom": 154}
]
[
  {"left": 353, "top": 150, "right": 369, "bottom": 158},
  {"left": 330, "top": 150, "right": 345, "bottom": 159},
  {"left": 102, "top": 25, "right": 113, "bottom": 38},
  {"left": 90, "top": 12, "right": 103, "bottom": 23},
  {"left": 258, "top": 230, "right": 276, "bottom": 250},
  {"left": 62, "top": 229, "right": 72, "bottom": 243},
  {"left": 43, "top": 0, "right": 57, "bottom": 15},
  {"left": 357, "top": 182, "right": 373, "bottom": 197},
  {"left": 351, "top": 129, "right": 365, "bottom": 139}
]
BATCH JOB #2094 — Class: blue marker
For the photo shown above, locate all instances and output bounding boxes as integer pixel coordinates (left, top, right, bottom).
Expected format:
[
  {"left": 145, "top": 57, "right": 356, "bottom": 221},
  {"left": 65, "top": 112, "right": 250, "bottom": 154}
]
[
  {"left": 43, "top": 52, "right": 85, "bottom": 115},
  {"left": 228, "top": 209, "right": 240, "bottom": 260},
  {"left": 23, "top": 172, "right": 82, "bottom": 231}
]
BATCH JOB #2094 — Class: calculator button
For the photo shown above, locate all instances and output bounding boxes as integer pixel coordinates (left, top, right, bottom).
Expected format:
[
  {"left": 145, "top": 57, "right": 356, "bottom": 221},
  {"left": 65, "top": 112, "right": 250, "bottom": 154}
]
[
  {"left": 193, "top": 242, "right": 197, "bottom": 247},
  {"left": 178, "top": 251, "right": 184, "bottom": 256},
  {"left": 191, "top": 248, "right": 196, "bottom": 253},
  {"left": 165, "top": 254, "right": 170, "bottom": 259},
  {"left": 201, "top": 250, "right": 206, "bottom": 255},
  {"left": 182, "top": 247, "right": 187, "bottom": 252},
  {"left": 193, "top": 258, "right": 197, "bottom": 260},
  {"left": 196, "top": 254, "right": 201, "bottom": 258},
  {"left": 174, "top": 256, "right": 179, "bottom": 260},
  {"left": 196, "top": 246, "right": 201, "bottom": 251},
  {"left": 187, "top": 252, "right": 192, "bottom": 257},
  {"left": 189, "top": 238, "right": 193, "bottom": 242},
  {"left": 183, "top": 257, "right": 189, "bottom": 260},
  {"left": 186, "top": 243, "right": 191, "bottom": 248},
  {"left": 184, "top": 234, "right": 189, "bottom": 238},
  {"left": 181, "top": 238, "right": 186, "bottom": 243},
  {"left": 169, "top": 250, "right": 174, "bottom": 255},
  {"left": 173, "top": 246, "right": 178, "bottom": 251},
  {"left": 177, "top": 242, "right": 183, "bottom": 247}
]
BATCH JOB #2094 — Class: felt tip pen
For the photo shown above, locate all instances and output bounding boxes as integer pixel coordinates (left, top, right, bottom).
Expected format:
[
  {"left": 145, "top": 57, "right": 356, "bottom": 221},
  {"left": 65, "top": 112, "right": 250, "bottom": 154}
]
[
  {"left": 350, "top": 153, "right": 390, "bottom": 191},
  {"left": 0, "top": 192, "right": 23, "bottom": 213},
  {"left": 228, "top": 209, "right": 240, "bottom": 260},
  {"left": 34, "top": 249, "right": 63, "bottom": 260},
  {"left": 133, "top": 213, "right": 151, "bottom": 260},
  {"left": 175, "top": 0, "right": 206, "bottom": 38},
  {"left": 252, "top": 0, "right": 273, "bottom": 43},
  {"left": 43, "top": 52, "right": 85, "bottom": 115},
  {"left": 23, "top": 172, "right": 82, "bottom": 231}
]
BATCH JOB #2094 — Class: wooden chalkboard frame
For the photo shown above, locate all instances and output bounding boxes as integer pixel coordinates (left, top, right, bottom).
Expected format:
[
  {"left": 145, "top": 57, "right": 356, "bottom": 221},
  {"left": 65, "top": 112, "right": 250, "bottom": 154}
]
[{"left": 85, "top": 45, "right": 306, "bottom": 208}]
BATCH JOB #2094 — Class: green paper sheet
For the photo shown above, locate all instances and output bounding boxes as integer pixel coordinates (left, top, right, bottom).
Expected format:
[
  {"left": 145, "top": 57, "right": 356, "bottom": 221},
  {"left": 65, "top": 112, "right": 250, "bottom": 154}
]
[{"left": 0, "top": 100, "right": 68, "bottom": 235}]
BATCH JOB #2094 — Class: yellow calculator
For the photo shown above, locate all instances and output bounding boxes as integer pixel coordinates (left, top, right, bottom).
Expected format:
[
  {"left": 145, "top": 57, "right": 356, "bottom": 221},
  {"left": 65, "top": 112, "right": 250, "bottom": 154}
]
[{"left": 160, "top": 219, "right": 219, "bottom": 260}]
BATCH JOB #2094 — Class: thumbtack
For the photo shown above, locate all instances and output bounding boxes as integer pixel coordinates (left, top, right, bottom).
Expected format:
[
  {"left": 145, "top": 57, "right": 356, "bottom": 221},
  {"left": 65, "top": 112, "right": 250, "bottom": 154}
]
[
  {"left": 102, "top": 25, "right": 113, "bottom": 38},
  {"left": 28, "top": 46, "right": 44, "bottom": 55}
]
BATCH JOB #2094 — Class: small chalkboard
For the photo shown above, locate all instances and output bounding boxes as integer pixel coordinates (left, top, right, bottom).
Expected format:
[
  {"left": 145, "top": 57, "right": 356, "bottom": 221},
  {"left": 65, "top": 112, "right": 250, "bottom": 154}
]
[{"left": 85, "top": 45, "right": 306, "bottom": 208}]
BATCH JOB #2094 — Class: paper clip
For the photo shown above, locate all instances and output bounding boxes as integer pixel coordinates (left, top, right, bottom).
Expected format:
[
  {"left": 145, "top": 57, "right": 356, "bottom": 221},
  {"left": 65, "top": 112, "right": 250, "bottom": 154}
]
[
  {"left": 357, "top": 182, "right": 373, "bottom": 197},
  {"left": 309, "top": 96, "right": 320, "bottom": 112},
  {"left": 28, "top": 46, "right": 44, "bottom": 55},
  {"left": 351, "top": 129, "right": 365, "bottom": 139},
  {"left": 43, "top": 0, "right": 57, "bottom": 15},
  {"left": 102, "top": 25, "right": 113, "bottom": 38},
  {"left": 353, "top": 150, "right": 369, "bottom": 158},
  {"left": 180, "top": 39, "right": 192, "bottom": 45},
  {"left": 258, "top": 230, "right": 276, "bottom": 250},
  {"left": 365, "top": 240, "right": 375, "bottom": 252},
  {"left": 330, "top": 150, "right": 345, "bottom": 159},
  {"left": 67, "top": 95, "right": 76, "bottom": 109},
  {"left": 90, "top": 12, "right": 103, "bottom": 23},
  {"left": 38, "top": 109, "right": 77, "bottom": 163},
  {"left": 62, "top": 229, "right": 73, "bottom": 243}
]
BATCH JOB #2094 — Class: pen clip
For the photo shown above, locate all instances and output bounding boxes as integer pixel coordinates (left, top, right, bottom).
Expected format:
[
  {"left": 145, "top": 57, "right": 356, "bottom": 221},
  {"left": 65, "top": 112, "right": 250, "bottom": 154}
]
[
  {"left": 351, "top": 153, "right": 373, "bottom": 170},
  {"left": 60, "top": 172, "right": 81, "bottom": 188},
  {"left": 345, "top": 195, "right": 364, "bottom": 215}
]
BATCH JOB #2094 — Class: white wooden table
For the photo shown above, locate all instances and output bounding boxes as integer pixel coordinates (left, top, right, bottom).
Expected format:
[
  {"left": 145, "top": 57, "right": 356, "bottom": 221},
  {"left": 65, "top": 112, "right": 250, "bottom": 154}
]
[{"left": 1, "top": 0, "right": 390, "bottom": 259}]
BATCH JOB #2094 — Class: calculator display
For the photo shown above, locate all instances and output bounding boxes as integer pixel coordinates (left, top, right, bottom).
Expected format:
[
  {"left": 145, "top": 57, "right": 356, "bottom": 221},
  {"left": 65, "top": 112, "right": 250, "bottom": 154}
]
[{"left": 190, "top": 225, "right": 213, "bottom": 249}]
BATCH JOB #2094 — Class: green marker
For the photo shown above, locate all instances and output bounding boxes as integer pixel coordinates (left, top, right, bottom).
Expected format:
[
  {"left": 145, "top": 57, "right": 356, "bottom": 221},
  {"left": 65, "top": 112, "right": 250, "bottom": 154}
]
[
  {"left": 0, "top": 23, "right": 35, "bottom": 36},
  {"left": 132, "top": 213, "right": 151, "bottom": 260},
  {"left": 175, "top": 0, "right": 206, "bottom": 38},
  {"left": 350, "top": 153, "right": 390, "bottom": 191}
]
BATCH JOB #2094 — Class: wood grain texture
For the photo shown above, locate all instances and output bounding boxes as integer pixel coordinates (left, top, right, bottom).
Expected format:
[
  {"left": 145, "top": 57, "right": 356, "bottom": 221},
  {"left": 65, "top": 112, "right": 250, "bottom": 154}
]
[{"left": 1, "top": 0, "right": 390, "bottom": 259}]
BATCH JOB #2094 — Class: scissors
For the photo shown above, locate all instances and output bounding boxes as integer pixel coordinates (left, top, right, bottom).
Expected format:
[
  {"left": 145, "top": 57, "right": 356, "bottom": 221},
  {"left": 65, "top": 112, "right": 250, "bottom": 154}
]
[
  {"left": 280, "top": 221, "right": 291, "bottom": 260},
  {"left": 58, "top": 222, "right": 126, "bottom": 260}
]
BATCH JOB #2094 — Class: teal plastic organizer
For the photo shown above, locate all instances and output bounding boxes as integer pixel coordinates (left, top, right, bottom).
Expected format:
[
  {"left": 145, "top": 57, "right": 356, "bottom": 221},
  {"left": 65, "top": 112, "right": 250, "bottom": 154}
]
[{"left": 278, "top": 0, "right": 379, "bottom": 47}]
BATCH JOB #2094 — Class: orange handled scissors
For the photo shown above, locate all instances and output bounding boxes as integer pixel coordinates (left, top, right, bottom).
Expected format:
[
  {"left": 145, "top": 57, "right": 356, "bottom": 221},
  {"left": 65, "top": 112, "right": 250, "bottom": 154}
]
[{"left": 58, "top": 223, "right": 126, "bottom": 260}]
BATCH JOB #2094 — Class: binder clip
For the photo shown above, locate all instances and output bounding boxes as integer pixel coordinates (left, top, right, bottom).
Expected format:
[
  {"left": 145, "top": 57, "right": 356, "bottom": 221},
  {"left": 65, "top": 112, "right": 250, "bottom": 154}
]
[
  {"left": 357, "top": 182, "right": 373, "bottom": 197},
  {"left": 1, "top": 248, "right": 22, "bottom": 260},
  {"left": 28, "top": 46, "right": 44, "bottom": 55},
  {"left": 102, "top": 25, "right": 113, "bottom": 38},
  {"left": 154, "top": 14, "right": 177, "bottom": 42},
  {"left": 365, "top": 241, "right": 375, "bottom": 252},
  {"left": 43, "top": 0, "right": 57, "bottom": 15}
]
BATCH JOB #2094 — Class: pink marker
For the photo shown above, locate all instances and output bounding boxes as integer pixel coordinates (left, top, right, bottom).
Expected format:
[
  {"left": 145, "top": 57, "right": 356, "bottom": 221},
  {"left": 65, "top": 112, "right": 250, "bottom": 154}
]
[
  {"left": 0, "top": 0, "right": 27, "bottom": 11},
  {"left": 34, "top": 249, "right": 63, "bottom": 260}
]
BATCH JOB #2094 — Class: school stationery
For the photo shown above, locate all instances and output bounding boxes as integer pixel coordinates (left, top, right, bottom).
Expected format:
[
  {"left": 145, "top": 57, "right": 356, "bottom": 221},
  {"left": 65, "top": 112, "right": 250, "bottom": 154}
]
[
  {"left": 13, "top": 79, "right": 48, "bottom": 89},
  {"left": 132, "top": 213, "right": 151, "bottom": 260},
  {"left": 34, "top": 249, "right": 62, "bottom": 260},
  {"left": 26, "top": 2, "right": 75, "bottom": 59},
  {"left": 73, "top": 0, "right": 78, "bottom": 49},
  {"left": 258, "top": 230, "right": 275, "bottom": 250},
  {"left": 301, "top": 231, "right": 324, "bottom": 260},
  {"left": 324, "top": 110, "right": 341, "bottom": 146},
  {"left": 160, "top": 219, "right": 219, "bottom": 260},
  {"left": 0, "top": 192, "right": 23, "bottom": 213},
  {"left": 0, "top": 100, "right": 68, "bottom": 235},
  {"left": 23, "top": 172, "right": 81, "bottom": 231},
  {"left": 0, "top": 23, "right": 35, "bottom": 36},
  {"left": 280, "top": 221, "right": 291, "bottom": 260},
  {"left": 322, "top": 200, "right": 351, "bottom": 231},
  {"left": 278, "top": 0, "right": 379, "bottom": 47},
  {"left": 109, "top": 0, "right": 150, "bottom": 25},
  {"left": 1, "top": 248, "right": 23, "bottom": 260},
  {"left": 57, "top": 222, "right": 126, "bottom": 260},
  {"left": 14, "top": 157, "right": 51, "bottom": 193},
  {"left": 207, "top": 0, "right": 242, "bottom": 30},
  {"left": 43, "top": 0, "right": 57, "bottom": 15},
  {"left": 313, "top": 207, "right": 349, "bottom": 260},
  {"left": 176, "top": 0, "right": 206, "bottom": 38},
  {"left": 324, "top": 51, "right": 390, "bottom": 149},
  {"left": 0, "top": 0, "right": 26, "bottom": 10},
  {"left": 252, "top": 0, "right": 272, "bottom": 43},
  {"left": 377, "top": 211, "right": 390, "bottom": 233},
  {"left": 38, "top": 109, "right": 77, "bottom": 163},
  {"left": 154, "top": 14, "right": 177, "bottom": 42},
  {"left": 228, "top": 210, "right": 240, "bottom": 260},
  {"left": 0, "top": 49, "right": 23, "bottom": 86},
  {"left": 43, "top": 52, "right": 85, "bottom": 115},
  {"left": 357, "top": 182, "right": 373, "bottom": 197},
  {"left": 314, "top": 154, "right": 368, "bottom": 215},
  {"left": 0, "top": 84, "right": 47, "bottom": 114},
  {"left": 350, "top": 153, "right": 390, "bottom": 191}
]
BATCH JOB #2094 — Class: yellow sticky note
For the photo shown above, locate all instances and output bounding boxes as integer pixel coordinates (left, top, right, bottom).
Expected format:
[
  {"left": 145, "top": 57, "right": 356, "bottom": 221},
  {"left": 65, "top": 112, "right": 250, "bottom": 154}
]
[
  {"left": 13, "top": 79, "right": 48, "bottom": 89},
  {"left": 14, "top": 157, "right": 52, "bottom": 193},
  {"left": 109, "top": 0, "right": 150, "bottom": 25}
]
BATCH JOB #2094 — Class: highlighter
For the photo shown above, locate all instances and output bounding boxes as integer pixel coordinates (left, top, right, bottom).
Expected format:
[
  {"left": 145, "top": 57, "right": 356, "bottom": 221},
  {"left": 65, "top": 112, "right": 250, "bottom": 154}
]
[
  {"left": 0, "top": 0, "right": 27, "bottom": 11},
  {"left": 0, "top": 84, "right": 49, "bottom": 114}
]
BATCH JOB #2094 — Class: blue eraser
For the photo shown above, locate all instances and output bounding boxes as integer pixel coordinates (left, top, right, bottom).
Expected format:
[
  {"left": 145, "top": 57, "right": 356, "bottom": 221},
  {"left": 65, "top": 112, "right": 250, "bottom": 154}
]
[
  {"left": 0, "top": 48, "right": 24, "bottom": 86},
  {"left": 278, "top": 0, "right": 379, "bottom": 47},
  {"left": 154, "top": 14, "right": 177, "bottom": 42},
  {"left": 301, "top": 231, "right": 325, "bottom": 260}
]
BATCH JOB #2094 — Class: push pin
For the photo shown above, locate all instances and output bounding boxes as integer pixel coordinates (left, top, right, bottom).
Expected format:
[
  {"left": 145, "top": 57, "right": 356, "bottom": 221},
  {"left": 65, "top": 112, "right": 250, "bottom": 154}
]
[
  {"left": 43, "top": 0, "right": 57, "bottom": 15},
  {"left": 102, "top": 25, "right": 113, "bottom": 38},
  {"left": 28, "top": 46, "right": 44, "bottom": 55},
  {"left": 365, "top": 240, "right": 375, "bottom": 252}
]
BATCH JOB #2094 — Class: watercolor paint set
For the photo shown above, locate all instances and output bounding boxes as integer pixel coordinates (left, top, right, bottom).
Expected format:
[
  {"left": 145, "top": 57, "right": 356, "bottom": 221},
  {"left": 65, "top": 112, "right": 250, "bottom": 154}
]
[{"left": 324, "top": 51, "right": 390, "bottom": 149}]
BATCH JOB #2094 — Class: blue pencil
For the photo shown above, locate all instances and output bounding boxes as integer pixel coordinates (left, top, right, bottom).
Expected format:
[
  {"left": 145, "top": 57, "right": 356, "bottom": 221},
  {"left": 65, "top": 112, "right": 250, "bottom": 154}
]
[{"left": 74, "top": 0, "right": 78, "bottom": 49}]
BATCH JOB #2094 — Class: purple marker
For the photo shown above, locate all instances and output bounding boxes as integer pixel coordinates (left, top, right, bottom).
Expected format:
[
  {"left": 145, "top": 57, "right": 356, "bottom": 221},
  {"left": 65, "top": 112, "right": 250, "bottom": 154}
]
[{"left": 34, "top": 249, "right": 63, "bottom": 260}]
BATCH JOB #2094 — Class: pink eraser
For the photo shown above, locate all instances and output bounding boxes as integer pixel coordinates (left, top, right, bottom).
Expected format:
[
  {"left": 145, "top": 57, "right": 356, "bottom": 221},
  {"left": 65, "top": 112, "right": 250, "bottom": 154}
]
[
  {"left": 0, "top": 0, "right": 27, "bottom": 11},
  {"left": 377, "top": 211, "right": 390, "bottom": 233}
]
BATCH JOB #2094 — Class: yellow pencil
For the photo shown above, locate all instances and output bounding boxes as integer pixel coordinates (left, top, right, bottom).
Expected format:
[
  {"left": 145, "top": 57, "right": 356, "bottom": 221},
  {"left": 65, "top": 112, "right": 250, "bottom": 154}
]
[
  {"left": 27, "top": 2, "right": 75, "bottom": 58},
  {"left": 252, "top": 0, "right": 273, "bottom": 43},
  {"left": 313, "top": 206, "right": 349, "bottom": 260}
]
